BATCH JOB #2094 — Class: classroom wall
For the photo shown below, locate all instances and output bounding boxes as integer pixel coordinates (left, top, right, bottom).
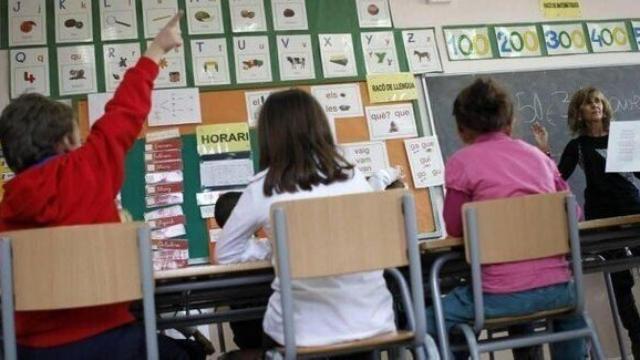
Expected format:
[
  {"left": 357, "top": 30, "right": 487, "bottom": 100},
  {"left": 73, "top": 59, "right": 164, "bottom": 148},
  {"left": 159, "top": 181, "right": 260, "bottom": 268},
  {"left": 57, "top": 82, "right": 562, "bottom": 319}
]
[{"left": 0, "top": 50, "right": 8, "bottom": 110}]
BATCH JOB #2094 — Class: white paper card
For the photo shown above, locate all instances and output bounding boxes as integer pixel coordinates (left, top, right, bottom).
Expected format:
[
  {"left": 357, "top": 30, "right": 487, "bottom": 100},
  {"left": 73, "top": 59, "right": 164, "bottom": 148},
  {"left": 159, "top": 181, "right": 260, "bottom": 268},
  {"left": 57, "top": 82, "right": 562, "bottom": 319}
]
[
  {"left": 402, "top": 29, "right": 442, "bottom": 73},
  {"left": 103, "top": 43, "right": 141, "bottom": 92},
  {"left": 277, "top": 35, "right": 315, "bottom": 81},
  {"left": 366, "top": 103, "right": 418, "bottom": 140},
  {"left": 200, "top": 158, "right": 255, "bottom": 187},
  {"left": 361, "top": 31, "right": 399, "bottom": 74},
  {"left": 57, "top": 45, "right": 98, "bottom": 96},
  {"left": 186, "top": 0, "right": 224, "bottom": 35},
  {"left": 245, "top": 89, "right": 277, "bottom": 127},
  {"left": 88, "top": 92, "right": 114, "bottom": 127},
  {"left": 100, "top": 0, "right": 139, "bottom": 41},
  {"left": 233, "top": 36, "right": 273, "bottom": 84},
  {"left": 55, "top": 0, "right": 93, "bottom": 43},
  {"left": 149, "top": 42, "right": 187, "bottom": 88},
  {"left": 191, "top": 38, "right": 231, "bottom": 86},
  {"left": 318, "top": 34, "right": 358, "bottom": 78},
  {"left": 229, "top": 0, "right": 267, "bottom": 33},
  {"left": 142, "top": 0, "right": 179, "bottom": 39},
  {"left": 149, "top": 88, "right": 202, "bottom": 127},
  {"left": 10, "top": 48, "right": 50, "bottom": 98},
  {"left": 606, "top": 121, "right": 640, "bottom": 173},
  {"left": 311, "top": 84, "right": 364, "bottom": 118},
  {"left": 271, "top": 0, "right": 308, "bottom": 31},
  {"left": 340, "top": 142, "right": 389, "bottom": 177},
  {"left": 356, "top": 0, "right": 392, "bottom": 28},
  {"left": 404, "top": 136, "right": 445, "bottom": 188},
  {"left": 9, "top": 0, "right": 47, "bottom": 46}
]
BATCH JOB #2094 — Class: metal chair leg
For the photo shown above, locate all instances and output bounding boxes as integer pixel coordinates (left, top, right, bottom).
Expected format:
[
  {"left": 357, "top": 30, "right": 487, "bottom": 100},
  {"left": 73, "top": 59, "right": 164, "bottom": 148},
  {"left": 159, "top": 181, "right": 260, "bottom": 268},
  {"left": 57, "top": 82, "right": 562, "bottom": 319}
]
[{"left": 604, "top": 271, "right": 628, "bottom": 360}]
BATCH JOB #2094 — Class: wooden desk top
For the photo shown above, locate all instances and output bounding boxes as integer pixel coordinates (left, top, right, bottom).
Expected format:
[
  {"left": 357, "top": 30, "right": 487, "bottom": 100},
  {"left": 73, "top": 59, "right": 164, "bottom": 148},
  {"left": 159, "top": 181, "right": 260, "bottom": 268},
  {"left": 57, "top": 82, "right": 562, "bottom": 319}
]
[{"left": 155, "top": 260, "right": 271, "bottom": 280}]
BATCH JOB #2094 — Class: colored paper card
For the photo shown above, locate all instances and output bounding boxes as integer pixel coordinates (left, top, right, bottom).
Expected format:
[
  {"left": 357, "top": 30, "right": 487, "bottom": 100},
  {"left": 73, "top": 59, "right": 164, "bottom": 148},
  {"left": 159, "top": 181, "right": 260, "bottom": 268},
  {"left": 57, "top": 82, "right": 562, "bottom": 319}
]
[
  {"left": 9, "top": 0, "right": 47, "bottom": 46},
  {"left": 142, "top": 0, "right": 179, "bottom": 39},
  {"left": 444, "top": 27, "right": 493, "bottom": 61},
  {"left": 540, "top": 0, "right": 581, "bottom": 19},
  {"left": 103, "top": 43, "right": 141, "bottom": 92},
  {"left": 271, "top": 0, "right": 308, "bottom": 31},
  {"left": 356, "top": 0, "right": 392, "bottom": 28},
  {"left": 366, "top": 103, "right": 417, "bottom": 140},
  {"left": 402, "top": 29, "right": 442, "bottom": 74},
  {"left": 310, "top": 83, "right": 364, "bottom": 118},
  {"left": 277, "top": 35, "right": 315, "bottom": 81},
  {"left": 318, "top": 34, "right": 358, "bottom": 78},
  {"left": 149, "top": 88, "right": 202, "bottom": 127},
  {"left": 361, "top": 31, "right": 399, "bottom": 74},
  {"left": 200, "top": 158, "right": 255, "bottom": 187},
  {"left": 186, "top": 0, "right": 224, "bottom": 35},
  {"left": 148, "top": 41, "right": 187, "bottom": 88},
  {"left": 632, "top": 21, "right": 640, "bottom": 49},
  {"left": 541, "top": 23, "right": 589, "bottom": 56},
  {"left": 340, "top": 141, "right": 389, "bottom": 177},
  {"left": 191, "top": 38, "right": 231, "bottom": 86},
  {"left": 233, "top": 36, "right": 273, "bottom": 84},
  {"left": 229, "top": 0, "right": 267, "bottom": 33},
  {"left": 586, "top": 21, "right": 632, "bottom": 53},
  {"left": 88, "top": 92, "right": 113, "bottom": 126},
  {"left": 404, "top": 136, "right": 445, "bottom": 188},
  {"left": 10, "top": 47, "right": 50, "bottom": 98},
  {"left": 605, "top": 121, "right": 640, "bottom": 173},
  {"left": 100, "top": 0, "right": 139, "bottom": 41},
  {"left": 366, "top": 73, "right": 417, "bottom": 104},
  {"left": 494, "top": 25, "right": 543, "bottom": 58},
  {"left": 245, "top": 89, "right": 277, "bottom": 127},
  {"left": 196, "top": 123, "right": 251, "bottom": 155},
  {"left": 55, "top": 0, "right": 93, "bottom": 43},
  {"left": 57, "top": 45, "right": 98, "bottom": 96}
]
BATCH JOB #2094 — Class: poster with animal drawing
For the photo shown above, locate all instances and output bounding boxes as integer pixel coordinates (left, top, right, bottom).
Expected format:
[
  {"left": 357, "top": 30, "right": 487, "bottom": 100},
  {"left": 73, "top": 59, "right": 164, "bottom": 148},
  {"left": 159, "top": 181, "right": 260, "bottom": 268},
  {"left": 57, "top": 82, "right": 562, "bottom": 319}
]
[
  {"left": 10, "top": 47, "right": 50, "bottom": 98},
  {"left": 100, "top": 0, "right": 139, "bottom": 41},
  {"left": 361, "top": 31, "right": 399, "bottom": 74},
  {"left": 402, "top": 29, "right": 442, "bottom": 73},
  {"left": 191, "top": 38, "right": 231, "bottom": 86},
  {"left": 229, "top": 0, "right": 267, "bottom": 33},
  {"left": 142, "top": 0, "right": 179, "bottom": 39},
  {"left": 277, "top": 35, "right": 315, "bottom": 81},
  {"left": 9, "top": 0, "right": 47, "bottom": 46},
  {"left": 103, "top": 43, "right": 141, "bottom": 92},
  {"left": 318, "top": 33, "right": 358, "bottom": 79},
  {"left": 55, "top": 0, "right": 93, "bottom": 43},
  {"left": 356, "top": 0, "right": 392, "bottom": 28},
  {"left": 271, "top": 0, "right": 308, "bottom": 31},
  {"left": 186, "top": 0, "right": 224, "bottom": 35},
  {"left": 234, "top": 36, "right": 272, "bottom": 84},
  {"left": 57, "top": 45, "right": 98, "bottom": 96},
  {"left": 148, "top": 41, "right": 187, "bottom": 88}
]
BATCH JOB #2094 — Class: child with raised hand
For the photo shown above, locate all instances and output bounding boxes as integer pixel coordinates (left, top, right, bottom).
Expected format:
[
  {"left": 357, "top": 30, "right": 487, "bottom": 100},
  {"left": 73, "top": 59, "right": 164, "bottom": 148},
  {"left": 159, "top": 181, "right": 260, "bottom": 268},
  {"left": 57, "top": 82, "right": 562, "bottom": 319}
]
[
  {"left": 0, "top": 12, "right": 203, "bottom": 360},
  {"left": 428, "top": 78, "right": 586, "bottom": 359}
]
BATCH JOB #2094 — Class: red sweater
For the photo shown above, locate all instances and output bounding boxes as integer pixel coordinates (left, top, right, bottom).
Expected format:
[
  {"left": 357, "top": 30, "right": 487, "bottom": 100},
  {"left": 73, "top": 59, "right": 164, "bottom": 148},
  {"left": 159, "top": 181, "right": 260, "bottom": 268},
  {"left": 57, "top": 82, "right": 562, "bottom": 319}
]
[{"left": 0, "top": 57, "right": 159, "bottom": 347}]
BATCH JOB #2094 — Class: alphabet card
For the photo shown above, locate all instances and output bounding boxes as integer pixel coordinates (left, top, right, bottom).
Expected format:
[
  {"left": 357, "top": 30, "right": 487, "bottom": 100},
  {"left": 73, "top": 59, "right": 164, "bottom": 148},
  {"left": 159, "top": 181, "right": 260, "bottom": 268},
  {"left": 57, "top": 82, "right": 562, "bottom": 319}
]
[
  {"left": 277, "top": 35, "right": 315, "bottom": 81},
  {"left": 191, "top": 38, "right": 231, "bottom": 86},
  {"left": 100, "top": 0, "right": 138, "bottom": 41},
  {"left": 361, "top": 31, "right": 399, "bottom": 74},
  {"left": 55, "top": 0, "right": 93, "bottom": 43},
  {"left": 356, "top": 0, "right": 392, "bottom": 28},
  {"left": 186, "top": 0, "right": 224, "bottom": 35},
  {"left": 233, "top": 36, "right": 272, "bottom": 84},
  {"left": 229, "top": 0, "right": 267, "bottom": 33},
  {"left": 318, "top": 34, "right": 358, "bottom": 78},
  {"left": 148, "top": 88, "right": 202, "bottom": 127},
  {"left": 9, "top": 0, "right": 47, "bottom": 46},
  {"left": 340, "top": 141, "right": 389, "bottom": 177},
  {"left": 103, "top": 43, "right": 141, "bottom": 92},
  {"left": 310, "top": 83, "right": 364, "bottom": 118},
  {"left": 402, "top": 29, "right": 442, "bottom": 73},
  {"left": 404, "top": 136, "right": 445, "bottom": 188},
  {"left": 10, "top": 48, "right": 50, "bottom": 98},
  {"left": 142, "top": 0, "right": 179, "bottom": 39},
  {"left": 271, "top": 0, "right": 308, "bottom": 31},
  {"left": 366, "top": 103, "right": 417, "bottom": 140},
  {"left": 57, "top": 45, "right": 97, "bottom": 96},
  {"left": 148, "top": 41, "right": 187, "bottom": 88}
]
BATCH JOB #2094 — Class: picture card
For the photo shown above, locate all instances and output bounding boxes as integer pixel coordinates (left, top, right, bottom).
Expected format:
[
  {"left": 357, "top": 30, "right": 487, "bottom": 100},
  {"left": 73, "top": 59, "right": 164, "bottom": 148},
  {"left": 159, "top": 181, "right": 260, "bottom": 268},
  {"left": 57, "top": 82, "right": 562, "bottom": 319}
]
[
  {"left": 103, "top": 42, "right": 141, "bottom": 92},
  {"left": 229, "top": 0, "right": 267, "bottom": 33},
  {"left": 191, "top": 38, "right": 231, "bottom": 86},
  {"left": 340, "top": 141, "right": 390, "bottom": 177},
  {"left": 404, "top": 136, "right": 445, "bottom": 188},
  {"left": 402, "top": 29, "right": 443, "bottom": 73},
  {"left": 142, "top": 0, "right": 179, "bottom": 39},
  {"left": 366, "top": 103, "right": 418, "bottom": 140},
  {"left": 55, "top": 0, "right": 93, "bottom": 43},
  {"left": 271, "top": 0, "right": 308, "bottom": 31},
  {"left": 100, "top": 0, "right": 139, "bottom": 41},
  {"left": 148, "top": 41, "right": 187, "bottom": 88},
  {"left": 10, "top": 47, "right": 50, "bottom": 98},
  {"left": 200, "top": 158, "right": 255, "bottom": 187},
  {"left": 356, "top": 0, "right": 392, "bottom": 28},
  {"left": 186, "top": 0, "right": 224, "bottom": 35},
  {"left": 9, "top": 0, "right": 47, "bottom": 46},
  {"left": 233, "top": 36, "right": 273, "bottom": 84},
  {"left": 361, "top": 31, "right": 400, "bottom": 74},
  {"left": 245, "top": 89, "right": 277, "bottom": 127},
  {"left": 277, "top": 35, "right": 315, "bottom": 81},
  {"left": 310, "top": 83, "right": 364, "bottom": 118},
  {"left": 319, "top": 34, "right": 358, "bottom": 78},
  {"left": 57, "top": 45, "right": 98, "bottom": 96},
  {"left": 148, "top": 88, "right": 202, "bottom": 127}
]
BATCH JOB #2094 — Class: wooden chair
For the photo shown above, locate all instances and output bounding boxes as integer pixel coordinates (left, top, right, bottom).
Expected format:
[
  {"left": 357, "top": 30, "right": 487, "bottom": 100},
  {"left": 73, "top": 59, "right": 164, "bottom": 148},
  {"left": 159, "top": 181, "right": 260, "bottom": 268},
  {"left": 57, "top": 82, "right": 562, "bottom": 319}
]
[
  {"left": 269, "top": 189, "right": 431, "bottom": 359},
  {"left": 0, "top": 222, "right": 158, "bottom": 360},
  {"left": 430, "top": 192, "right": 604, "bottom": 360}
]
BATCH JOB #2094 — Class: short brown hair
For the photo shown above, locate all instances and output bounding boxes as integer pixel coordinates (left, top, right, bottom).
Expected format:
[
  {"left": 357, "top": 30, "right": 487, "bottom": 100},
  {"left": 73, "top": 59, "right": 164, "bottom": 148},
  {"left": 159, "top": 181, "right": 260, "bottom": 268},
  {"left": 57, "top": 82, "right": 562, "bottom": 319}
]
[
  {"left": 0, "top": 93, "right": 75, "bottom": 173},
  {"left": 567, "top": 87, "right": 612, "bottom": 136},
  {"left": 453, "top": 78, "right": 513, "bottom": 134},
  {"left": 257, "top": 89, "right": 353, "bottom": 196}
]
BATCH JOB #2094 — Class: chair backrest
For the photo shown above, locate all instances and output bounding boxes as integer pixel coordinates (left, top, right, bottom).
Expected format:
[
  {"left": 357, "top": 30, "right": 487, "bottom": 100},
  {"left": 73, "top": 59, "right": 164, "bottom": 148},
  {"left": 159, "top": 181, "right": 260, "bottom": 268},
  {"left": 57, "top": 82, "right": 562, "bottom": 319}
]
[
  {"left": 1, "top": 222, "right": 145, "bottom": 311},
  {"left": 270, "top": 189, "right": 409, "bottom": 279},
  {"left": 462, "top": 192, "right": 570, "bottom": 264}
]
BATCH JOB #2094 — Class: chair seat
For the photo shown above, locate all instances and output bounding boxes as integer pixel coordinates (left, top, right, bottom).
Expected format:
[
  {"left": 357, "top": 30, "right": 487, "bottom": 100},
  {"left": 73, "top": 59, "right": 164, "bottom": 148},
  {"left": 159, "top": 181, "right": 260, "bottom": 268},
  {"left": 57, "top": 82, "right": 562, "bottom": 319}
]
[
  {"left": 483, "top": 306, "right": 574, "bottom": 328},
  {"left": 284, "top": 331, "right": 415, "bottom": 356}
]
